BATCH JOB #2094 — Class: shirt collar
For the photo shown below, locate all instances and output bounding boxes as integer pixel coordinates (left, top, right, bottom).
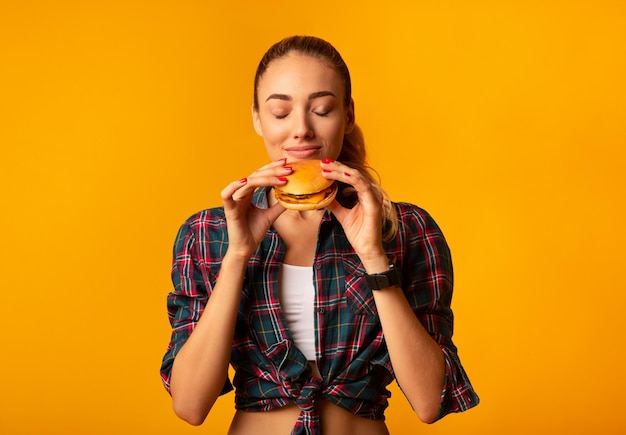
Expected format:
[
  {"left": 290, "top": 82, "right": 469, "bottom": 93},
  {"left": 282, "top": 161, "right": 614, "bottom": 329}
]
[{"left": 252, "top": 186, "right": 271, "bottom": 209}]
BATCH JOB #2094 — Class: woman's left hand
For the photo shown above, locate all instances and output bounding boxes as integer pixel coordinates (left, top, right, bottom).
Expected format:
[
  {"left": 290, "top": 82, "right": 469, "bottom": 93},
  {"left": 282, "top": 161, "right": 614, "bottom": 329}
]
[{"left": 321, "top": 159, "right": 387, "bottom": 264}]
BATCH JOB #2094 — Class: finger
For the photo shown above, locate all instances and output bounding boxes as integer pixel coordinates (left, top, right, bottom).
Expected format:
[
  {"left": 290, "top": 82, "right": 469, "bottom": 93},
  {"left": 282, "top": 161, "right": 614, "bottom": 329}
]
[
  {"left": 221, "top": 177, "right": 249, "bottom": 203},
  {"left": 244, "top": 160, "right": 293, "bottom": 188},
  {"left": 223, "top": 162, "right": 291, "bottom": 204},
  {"left": 257, "top": 157, "right": 288, "bottom": 171},
  {"left": 321, "top": 160, "right": 379, "bottom": 199},
  {"left": 320, "top": 159, "right": 360, "bottom": 183},
  {"left": 250, "top": 158, "right": 292, "bottom": 177},
  {"left": 263, "top": 201, "right": 287, "bottom": 223}
]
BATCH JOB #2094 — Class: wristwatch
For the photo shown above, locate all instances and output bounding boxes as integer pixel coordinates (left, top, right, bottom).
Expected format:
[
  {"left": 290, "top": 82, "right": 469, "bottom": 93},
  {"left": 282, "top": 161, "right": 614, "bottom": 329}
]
[{"left": 364, "top": 263, "right": 402, "bottom": 290}]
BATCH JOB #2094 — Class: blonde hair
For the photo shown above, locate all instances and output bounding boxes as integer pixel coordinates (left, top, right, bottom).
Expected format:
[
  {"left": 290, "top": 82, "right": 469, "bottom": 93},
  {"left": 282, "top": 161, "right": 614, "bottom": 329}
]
[
  {"left": 255, "top": 36, "right": 398, "bottom": 240},
  {"left": 338, "top": 125, "right": 398, "bottom": 240}
]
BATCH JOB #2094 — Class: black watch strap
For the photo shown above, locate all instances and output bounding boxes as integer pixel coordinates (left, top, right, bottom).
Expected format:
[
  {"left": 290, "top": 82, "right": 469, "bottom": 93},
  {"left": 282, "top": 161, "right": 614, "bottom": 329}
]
[{"left": 364, "top": 264, "right": 402, "bottom": 290}]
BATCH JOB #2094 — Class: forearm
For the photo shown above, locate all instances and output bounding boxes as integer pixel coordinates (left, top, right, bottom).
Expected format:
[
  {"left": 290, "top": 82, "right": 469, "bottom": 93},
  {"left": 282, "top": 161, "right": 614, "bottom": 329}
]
[
  {"left": 362, "top": 256, "right": 445, "bottom": 424},
  {"left": 170, "top": 251, "right": 248, "bottom": 425},
  {"left": 373, "top": 287, "right": 445, "bottom": 422}
]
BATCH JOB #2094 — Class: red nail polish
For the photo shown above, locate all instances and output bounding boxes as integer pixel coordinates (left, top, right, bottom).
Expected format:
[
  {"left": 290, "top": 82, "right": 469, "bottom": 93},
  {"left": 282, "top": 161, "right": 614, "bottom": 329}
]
[
  {"left": 322, "top": 158, "right": 334, "bottom": 164},
  {"left": 283, "top": 166, "right": 293, "bottom": 171},
  {"left": 277, "top": 176, "right": 288, "bottom": 182},
  {"left": 344, "top": 172, "right": 351, "bottom": 177},
  {"left": 239, "top": 177, "right": 247, "bottom": 183},
  {"left": 277, "top": 157, "right": 287, "bottom": 163},
  {"left": 322, "top": 169, "right": 331, "bottom": 173}
]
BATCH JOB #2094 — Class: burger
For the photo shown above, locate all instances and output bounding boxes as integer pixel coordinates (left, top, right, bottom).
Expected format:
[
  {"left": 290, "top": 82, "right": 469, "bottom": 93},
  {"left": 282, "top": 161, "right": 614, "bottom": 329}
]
[{"left": 274, "top": 159, "right": 338, "bottom": 210}]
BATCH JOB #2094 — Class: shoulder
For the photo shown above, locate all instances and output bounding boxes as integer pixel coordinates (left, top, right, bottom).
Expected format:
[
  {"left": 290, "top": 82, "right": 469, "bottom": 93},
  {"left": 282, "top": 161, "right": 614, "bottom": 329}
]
[
  {"left": 174, "top": 206, "right": 227, "bottom": 242},
  {"left": 181, "top": 207, "right": 226, "bottom": 228},
  {"left": 392, "top": 201, "right": 445, "bottom": 237}
]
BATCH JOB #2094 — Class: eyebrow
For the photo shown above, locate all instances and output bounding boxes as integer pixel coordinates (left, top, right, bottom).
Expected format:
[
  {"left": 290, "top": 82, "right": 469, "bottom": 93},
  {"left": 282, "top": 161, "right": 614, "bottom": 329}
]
[{"left": 265, "top": 90, "right": 337, "bottom": 102}]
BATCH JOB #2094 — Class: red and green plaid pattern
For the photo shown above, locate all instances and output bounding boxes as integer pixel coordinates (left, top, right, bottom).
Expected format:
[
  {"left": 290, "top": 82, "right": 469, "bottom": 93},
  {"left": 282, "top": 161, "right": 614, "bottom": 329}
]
[{"left": 161, "top": 187, "right": 478, "bottom": 434}]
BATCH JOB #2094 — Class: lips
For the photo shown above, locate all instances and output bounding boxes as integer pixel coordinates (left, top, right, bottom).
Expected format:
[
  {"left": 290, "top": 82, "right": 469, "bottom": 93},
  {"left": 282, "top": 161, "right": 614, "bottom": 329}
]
[{"left": 284, "top": 146, "right": 321, "bottom": 159}]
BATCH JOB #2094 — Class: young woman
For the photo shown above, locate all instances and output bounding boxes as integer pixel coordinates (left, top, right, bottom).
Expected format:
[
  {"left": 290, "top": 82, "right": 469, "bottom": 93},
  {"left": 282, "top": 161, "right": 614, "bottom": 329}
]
[{"left": 161, "top": 35, "right": 478, "bottom": 435}]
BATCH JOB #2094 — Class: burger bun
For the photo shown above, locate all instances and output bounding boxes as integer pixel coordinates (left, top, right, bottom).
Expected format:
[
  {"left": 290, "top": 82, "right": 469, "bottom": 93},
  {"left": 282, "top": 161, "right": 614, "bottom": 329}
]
[{"left": 275, "top": 159, "right": 338, "bottom": 210}]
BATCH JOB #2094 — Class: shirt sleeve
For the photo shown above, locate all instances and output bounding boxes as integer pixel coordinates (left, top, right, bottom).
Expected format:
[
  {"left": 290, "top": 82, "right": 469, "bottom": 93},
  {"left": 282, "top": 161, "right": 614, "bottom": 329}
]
[
  {"left": 400, "top": 205, "right": 479, "bottom": 420},
  {"left": 159, "top": 216, "right": 234, "bottom": 395}
]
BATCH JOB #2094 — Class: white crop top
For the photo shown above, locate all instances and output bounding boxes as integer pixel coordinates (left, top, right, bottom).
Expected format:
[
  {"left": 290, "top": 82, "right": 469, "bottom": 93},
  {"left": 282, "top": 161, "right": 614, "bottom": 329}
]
[{"left": 279, "top": 264, "right": 316, "bottom": 361}]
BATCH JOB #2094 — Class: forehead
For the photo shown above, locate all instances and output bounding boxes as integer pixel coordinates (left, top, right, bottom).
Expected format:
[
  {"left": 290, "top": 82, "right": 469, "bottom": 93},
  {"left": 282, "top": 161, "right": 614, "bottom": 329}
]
[{"left": 257, "top": 54, "right": 345, "bottom": 99}]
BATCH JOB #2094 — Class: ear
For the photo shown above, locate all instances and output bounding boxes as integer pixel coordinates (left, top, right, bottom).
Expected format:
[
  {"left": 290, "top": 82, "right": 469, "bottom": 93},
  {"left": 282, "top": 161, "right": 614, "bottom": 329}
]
[
  {"left": 344, "top": 98, "right": 355, "bottom": 134},
  {"left": 251, "top": 104, "right": 263, "bottom": 137}
]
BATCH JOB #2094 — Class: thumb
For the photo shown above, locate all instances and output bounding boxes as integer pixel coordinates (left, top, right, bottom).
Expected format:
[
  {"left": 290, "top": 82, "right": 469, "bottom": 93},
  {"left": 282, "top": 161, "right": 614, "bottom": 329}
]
[{"left": 263, "top": 201, "right": 287, "bottom": 224}]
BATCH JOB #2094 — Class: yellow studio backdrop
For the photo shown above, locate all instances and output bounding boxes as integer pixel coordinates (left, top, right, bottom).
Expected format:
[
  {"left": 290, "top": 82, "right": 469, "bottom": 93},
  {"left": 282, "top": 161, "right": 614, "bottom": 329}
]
[{"left": 1, "top": 1, "right": 624, "bottom": 434}]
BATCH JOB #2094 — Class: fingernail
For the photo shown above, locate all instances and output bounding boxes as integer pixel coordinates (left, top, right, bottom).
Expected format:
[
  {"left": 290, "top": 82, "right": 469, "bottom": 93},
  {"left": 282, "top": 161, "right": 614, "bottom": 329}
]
[
  {"left": 239, "top": 177, "right": 247, "bottom": 183},
  {"left": 277, "top": 157, "right": 287, "bottom": 163},
  {"left": 344, "top": 172, "right": 351, "bottom": 177},
  {"left": 321, "top": 158, "right": 334, "bottom": 164},
  {"left": 322, "top": 169, "right": 331, "bottom": 173},
  {"left": 283, "top": 166, "right": 292, "bottom": 171},
  {"left": 277, "top": 176, "right": 288, "bottom": 182}
]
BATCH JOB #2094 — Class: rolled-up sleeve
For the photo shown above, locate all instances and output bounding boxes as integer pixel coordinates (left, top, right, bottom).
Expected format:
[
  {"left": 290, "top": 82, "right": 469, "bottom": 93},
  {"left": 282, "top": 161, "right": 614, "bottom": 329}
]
[
  {"left": 159, "top": 217, "right": 233, "bottom": 395},
  {"left": 400, "top": 205, "right": 479, "bottom": 420}
]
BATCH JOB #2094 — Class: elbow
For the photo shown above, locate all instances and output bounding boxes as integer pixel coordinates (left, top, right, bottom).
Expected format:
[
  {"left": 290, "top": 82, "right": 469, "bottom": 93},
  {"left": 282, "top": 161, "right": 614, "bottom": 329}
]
[
  {"left": 410, "top": 393, "right": 442, "bottom": 424},
  {"left": 171, "top": 393, "right": 211, "bottom": 426},
  {"left": 401, "top": 381, "right": 444, "bottom": 424},
  {"left": 172, "top": 402, "right": 209, "bottom": 426},
  {"left": 169, "top": 374, "right": 223, "bottom": 426},
  {"left": 182, "top": 416, "right": 206, "bottom": 427},
  {"left": 416, "top": 406, "right": 440, "bottom": 425}
]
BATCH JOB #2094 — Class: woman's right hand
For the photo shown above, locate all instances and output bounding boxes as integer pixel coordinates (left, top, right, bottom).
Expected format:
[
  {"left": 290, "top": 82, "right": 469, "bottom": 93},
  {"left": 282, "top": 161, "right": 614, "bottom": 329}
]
[
  {"left": 220, "top": 159, "right": 291, "bottom": 258},
  {"left": 170, "top": 159, "right": 290, "bottom": 424}
]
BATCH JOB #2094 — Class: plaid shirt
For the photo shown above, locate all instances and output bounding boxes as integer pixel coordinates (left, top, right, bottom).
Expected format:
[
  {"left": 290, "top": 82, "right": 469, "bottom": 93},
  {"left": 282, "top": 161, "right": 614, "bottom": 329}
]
[{"left": 161, "top": 187, "right": 479, "bottom": 434}]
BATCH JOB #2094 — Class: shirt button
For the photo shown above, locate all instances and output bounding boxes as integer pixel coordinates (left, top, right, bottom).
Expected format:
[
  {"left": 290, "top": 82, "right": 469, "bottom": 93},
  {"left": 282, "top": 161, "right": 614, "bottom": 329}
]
[
  {"left": 314, "top": 263, "right": 322, "bottom": 270},
  {"left": 318, "top": 308, "right": 325, "bottom": 314}
]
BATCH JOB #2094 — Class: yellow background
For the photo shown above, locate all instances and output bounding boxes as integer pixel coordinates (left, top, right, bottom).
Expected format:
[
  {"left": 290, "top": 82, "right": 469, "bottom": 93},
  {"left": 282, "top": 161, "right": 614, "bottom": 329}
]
[{"left": 1, "top": 1, "right": 625, "bottom": 434}]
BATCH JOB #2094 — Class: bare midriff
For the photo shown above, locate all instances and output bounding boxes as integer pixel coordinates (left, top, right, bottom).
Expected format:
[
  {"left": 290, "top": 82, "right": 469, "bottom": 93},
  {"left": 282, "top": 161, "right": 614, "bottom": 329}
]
[{"left": 227, "top": 400, "right": 389, "bottom": 435}]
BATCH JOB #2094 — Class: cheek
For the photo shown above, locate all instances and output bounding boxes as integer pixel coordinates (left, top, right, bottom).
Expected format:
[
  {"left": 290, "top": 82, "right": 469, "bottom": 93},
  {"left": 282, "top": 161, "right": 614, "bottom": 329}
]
[
  {"left": 264, "top": 129, "right": 289, "bottom": 146},
  {"left": 329, "top": 124, "right": 347, "bottom": 143},
  {"left": 260, "top": 117, "right": 290, "bottom": 138}
]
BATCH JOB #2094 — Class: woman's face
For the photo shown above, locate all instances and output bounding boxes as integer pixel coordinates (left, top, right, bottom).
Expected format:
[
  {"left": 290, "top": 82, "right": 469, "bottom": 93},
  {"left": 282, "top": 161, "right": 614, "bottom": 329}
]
[{"left": 252, "top": 53, "right": 354, "bottom": 162}]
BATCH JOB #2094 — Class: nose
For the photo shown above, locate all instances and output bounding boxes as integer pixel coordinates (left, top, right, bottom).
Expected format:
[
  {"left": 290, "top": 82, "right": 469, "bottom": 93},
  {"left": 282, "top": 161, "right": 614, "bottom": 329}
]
[{"left": 292, "top": 111, "right": 314, "bottom": 140}]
